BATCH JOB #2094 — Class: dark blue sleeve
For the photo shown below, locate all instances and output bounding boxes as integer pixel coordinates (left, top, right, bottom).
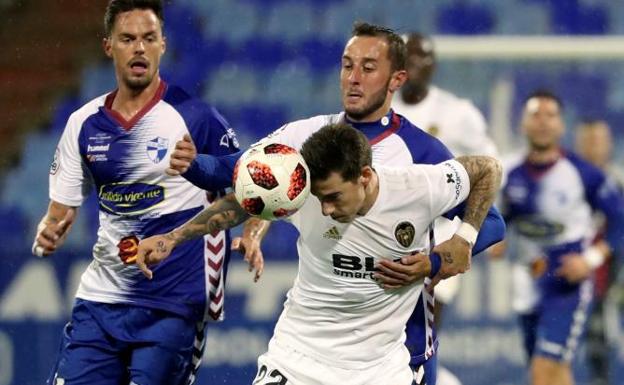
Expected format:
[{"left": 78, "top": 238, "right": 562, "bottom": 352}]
[
  {"left": 571, "top": 154, "right": 624, "bottom": 257},
  {"left": 183, "top": 151, "right": 243, "bottom": 191},
  {"left": 181, "top": 105, "right": 243, "bottom": 191},
  {"left": 163, "top": 86, "right": 243, "bottom": 191},
  {"left": 472, "top": 206, "right": 506, "bottom": 255}
]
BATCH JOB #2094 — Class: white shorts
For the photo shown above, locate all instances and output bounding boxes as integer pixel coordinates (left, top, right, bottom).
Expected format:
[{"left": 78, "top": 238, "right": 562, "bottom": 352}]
[{"left": 253, "top": 338, "right": 413, "bottom": 385}]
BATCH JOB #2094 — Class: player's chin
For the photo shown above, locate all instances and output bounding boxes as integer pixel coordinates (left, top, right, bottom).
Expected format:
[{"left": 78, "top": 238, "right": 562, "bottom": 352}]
[{"left": 124, "top": 75, "right": 152, "bottom": 90}]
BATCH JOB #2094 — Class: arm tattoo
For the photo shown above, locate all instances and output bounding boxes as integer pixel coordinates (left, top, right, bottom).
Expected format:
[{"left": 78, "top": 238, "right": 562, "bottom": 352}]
[
  {"left": 170, "top": 193, "right": 249, "bottom": 245},
  {"left": 455, "top": 156, "right": 503, "bottom": 231}
]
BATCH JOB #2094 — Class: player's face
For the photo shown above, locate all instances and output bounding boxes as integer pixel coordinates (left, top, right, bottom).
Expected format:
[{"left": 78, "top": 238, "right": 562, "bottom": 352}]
[
  {"left": 104, "top": 9, "right": 165, "bottom": 91},
  {"left": 522, "top": 97, "right": 564, "bottom": 151},
  {"left": 311, "top": 171, "right": 368, "bottom": 223},
  {"left": 341, "top": 36, "right": 394, "bottom": 122}
]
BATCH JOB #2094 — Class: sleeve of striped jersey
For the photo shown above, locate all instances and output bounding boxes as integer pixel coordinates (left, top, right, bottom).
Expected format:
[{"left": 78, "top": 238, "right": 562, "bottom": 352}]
[
  {"left": 49, "top": 113, "right": 91, "bottom": 207},
  {"left": 420, "top": 160, "right": 470, "bottom": 220}
]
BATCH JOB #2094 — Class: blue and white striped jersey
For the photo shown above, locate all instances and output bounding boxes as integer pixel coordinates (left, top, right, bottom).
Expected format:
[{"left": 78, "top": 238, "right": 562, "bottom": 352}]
[
  {"left": 49, "top": 81, "right": 239, "bottom": 321},
  {"left": 501, "top": 150, "right": 624, "bottom": 289}
]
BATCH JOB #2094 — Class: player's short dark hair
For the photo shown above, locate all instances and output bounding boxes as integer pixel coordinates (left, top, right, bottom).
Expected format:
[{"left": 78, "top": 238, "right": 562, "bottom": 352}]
[
  {"left": 525, "top": 89, "right": 564, "bottom": 110},
  {"left": 104, "top": 0, "right": 164, "bottom": 37},
  {"left": 352, "top": 21, "right": 407, "bottom": 72},
  {"left": 301, "top": 123, "right": 372, "bottom": 183}
]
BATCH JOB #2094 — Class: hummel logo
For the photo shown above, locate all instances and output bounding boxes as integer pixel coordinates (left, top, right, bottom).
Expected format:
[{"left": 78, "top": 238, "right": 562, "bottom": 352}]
[
  {"left": 446, "top": 173, "right": 455, "bottom": 184},
  {"left": 323, "top": 226, "right": 342, "bottom": 240}
]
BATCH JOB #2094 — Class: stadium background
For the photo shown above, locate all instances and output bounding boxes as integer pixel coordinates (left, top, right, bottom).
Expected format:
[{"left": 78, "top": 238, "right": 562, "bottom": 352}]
[{"left": 1, "top": 0, "right": 624, "bottom": 384}]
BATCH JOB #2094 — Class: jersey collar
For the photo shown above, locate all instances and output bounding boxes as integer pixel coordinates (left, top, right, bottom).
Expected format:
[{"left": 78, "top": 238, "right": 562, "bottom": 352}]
[
  {"left": 103, "top": 80, "right": 167, "bottom": 131},
  {"left": 344, "top": 110, "right": 402, "bottom": 145}
]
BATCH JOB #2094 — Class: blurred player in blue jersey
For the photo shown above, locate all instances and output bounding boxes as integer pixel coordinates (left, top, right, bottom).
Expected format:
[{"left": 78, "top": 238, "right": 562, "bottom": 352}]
[
  {"left": 495, "top": 91, "right": 624, "bottom": 385},
  {"left": 167, "top": 22, "right": 506, "bottom": 385},
  {"left": 30, "top": 1, "right": 239, "bottom": 384},
  {"left": 575, "top": 120, "right": 624, "bottom": 385}
]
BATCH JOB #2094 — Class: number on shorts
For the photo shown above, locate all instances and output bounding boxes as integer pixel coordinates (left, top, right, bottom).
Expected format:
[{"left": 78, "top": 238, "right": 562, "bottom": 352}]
[{"left": 253, "top": 364, "right": 289, "bottom": 385}]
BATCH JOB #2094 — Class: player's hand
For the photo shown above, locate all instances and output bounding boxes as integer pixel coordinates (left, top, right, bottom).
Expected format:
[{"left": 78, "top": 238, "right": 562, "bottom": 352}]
[
  {"left": 135, "top": 235, "right": 176, "bottom": 279},
  {"left": 232, "top": 236, "right": 265, "bottom": 282},
  {"left": 429, "top": 234, "right": 472, "bottom": 288},
  {"left": 166, "top": 133, "right": 197, "bottom": 176},
  {"left": 556, "top": 253, "right": 591, "bottom": 283},
  {"left": 375, "top": 252, "right": 431, "bottom": 289},
  {"left": 31, "top": 209, "right": 76, "bottom": 257}
]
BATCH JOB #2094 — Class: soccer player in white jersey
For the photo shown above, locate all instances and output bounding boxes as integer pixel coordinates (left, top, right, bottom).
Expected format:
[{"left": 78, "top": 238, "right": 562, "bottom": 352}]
[
  {"left": 493, "top": 91, "right": 624, "bottom": 385},
  {"left": 30, "top": 1, "right": 240, "bottom": 384},
  {"left": 391, "top": 32, "right": 499, "bottom": 385},
  {"left": 167, "top": 22, "right": 506, "bottom": 384},
  {"left": 136, "top": 122, "right": 503, "bottom": 385}
]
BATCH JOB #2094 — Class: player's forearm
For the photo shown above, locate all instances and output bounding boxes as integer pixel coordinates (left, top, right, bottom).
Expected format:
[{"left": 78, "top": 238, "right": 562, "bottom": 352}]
[
  {"left": 44, "top": 201, "right": 75, "bottom": 224},
  {"left": 168, "top": 193, "right": 250, "bottom": 246},
  {"left": 183, "top": 152, "right": 242, "bottom": 191},
  {"left": 456, "top": 155, "right": 503, "bottom": 230}
]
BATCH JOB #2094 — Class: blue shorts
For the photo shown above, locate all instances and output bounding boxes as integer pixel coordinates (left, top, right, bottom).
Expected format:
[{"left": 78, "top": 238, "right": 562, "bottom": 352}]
[
  {"left": 519, "top": 280, "right": 593, "bottom": 363},
  {"left": 47, "top": 299, "right": 205, "bottom": 385}
]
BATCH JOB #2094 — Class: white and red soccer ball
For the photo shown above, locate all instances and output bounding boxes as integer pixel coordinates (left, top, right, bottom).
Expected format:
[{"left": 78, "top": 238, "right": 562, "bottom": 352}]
[{"left": 233, "top": 143, "right": 310, "bottom": 220}]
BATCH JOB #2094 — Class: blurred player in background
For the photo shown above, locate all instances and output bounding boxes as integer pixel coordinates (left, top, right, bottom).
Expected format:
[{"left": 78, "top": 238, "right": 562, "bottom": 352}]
[
  {"left": 392, "top": 32, "right": 499, "bottom": 385},
  {"left": 168, "top": 22, "right": 506, "bottom": 384},
  {"left": 575, "top": 119, "right": 624, "bottom": 385},
  {"left": 30, "top": 1, "right": 239, "bottom": 384},
  {"left": 495, "top": 91, "right": 624, "bottom": 385},
  {"left": 136, "top": 122, "right": 503, "bottom": 385}
]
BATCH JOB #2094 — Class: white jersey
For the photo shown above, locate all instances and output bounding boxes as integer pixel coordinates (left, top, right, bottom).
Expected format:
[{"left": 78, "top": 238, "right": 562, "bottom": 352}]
[
  {"left": 267, "top": 159, "right": 470, "bottom": 369},
  {"left": 392, "top": 85, "right": 497, "bottom": 157},
  {"left": 49, "top": 82, "right": 239, "bottom": 320}
]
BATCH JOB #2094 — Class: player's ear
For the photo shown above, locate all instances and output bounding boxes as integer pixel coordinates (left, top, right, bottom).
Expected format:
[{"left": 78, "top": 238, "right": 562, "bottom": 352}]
[
  {"left": 360, "top": 166, "right": 374, "bottom": 187},
  {"left": 389, "top": 70, "right": 407, "bottom": 93},
  {"left": 103, "top": 37, "right": 113, "bottom": 58}
]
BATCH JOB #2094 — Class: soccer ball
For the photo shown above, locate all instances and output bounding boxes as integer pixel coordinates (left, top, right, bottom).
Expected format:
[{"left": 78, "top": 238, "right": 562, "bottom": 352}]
[{"left": 233, "top": 142, "right": 310, "bottom": 221}]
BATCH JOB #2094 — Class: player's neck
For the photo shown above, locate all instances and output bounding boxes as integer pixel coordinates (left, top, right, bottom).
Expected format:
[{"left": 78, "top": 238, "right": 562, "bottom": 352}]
[
  {"left": 400, "top": 85, "right": 429, "bottom": 105},
  {"left": 111, "top": 77, "right": 162, "bottom": 120},
  {"left": 527, "top": 146, "right": 561, "bottom": 164},
  {"left": 359, "top": 170, "right": 379, "bottom": 216}
]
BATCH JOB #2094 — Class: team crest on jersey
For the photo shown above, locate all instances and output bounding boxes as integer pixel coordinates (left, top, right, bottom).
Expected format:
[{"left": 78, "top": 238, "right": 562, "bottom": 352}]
[
  {"left": 394, "top": 221, "right": 415, "bottom": 248},
  {"left": 146, "top": 137, "right": 169, "bottom": 163},
  {"left": 427, "top": 125, "right": 439, "bottom": 137}
]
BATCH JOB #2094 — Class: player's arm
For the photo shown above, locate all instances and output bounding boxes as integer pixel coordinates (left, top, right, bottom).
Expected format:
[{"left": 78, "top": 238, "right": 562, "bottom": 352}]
[
  {"left": 32, "top": 200, "right": 77, "bottom": 257},
  {"left": 376, "top": 156, "right": 502, "bottom": 288},
  {"left": 557, "top": 173, "right": 624, "bottom": 282},
  {"left": 135, "top": 192, "right": 249, "bottom": 279},
  {"left": 167, "top": 103, "right": 243, "bottom": 190}
]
